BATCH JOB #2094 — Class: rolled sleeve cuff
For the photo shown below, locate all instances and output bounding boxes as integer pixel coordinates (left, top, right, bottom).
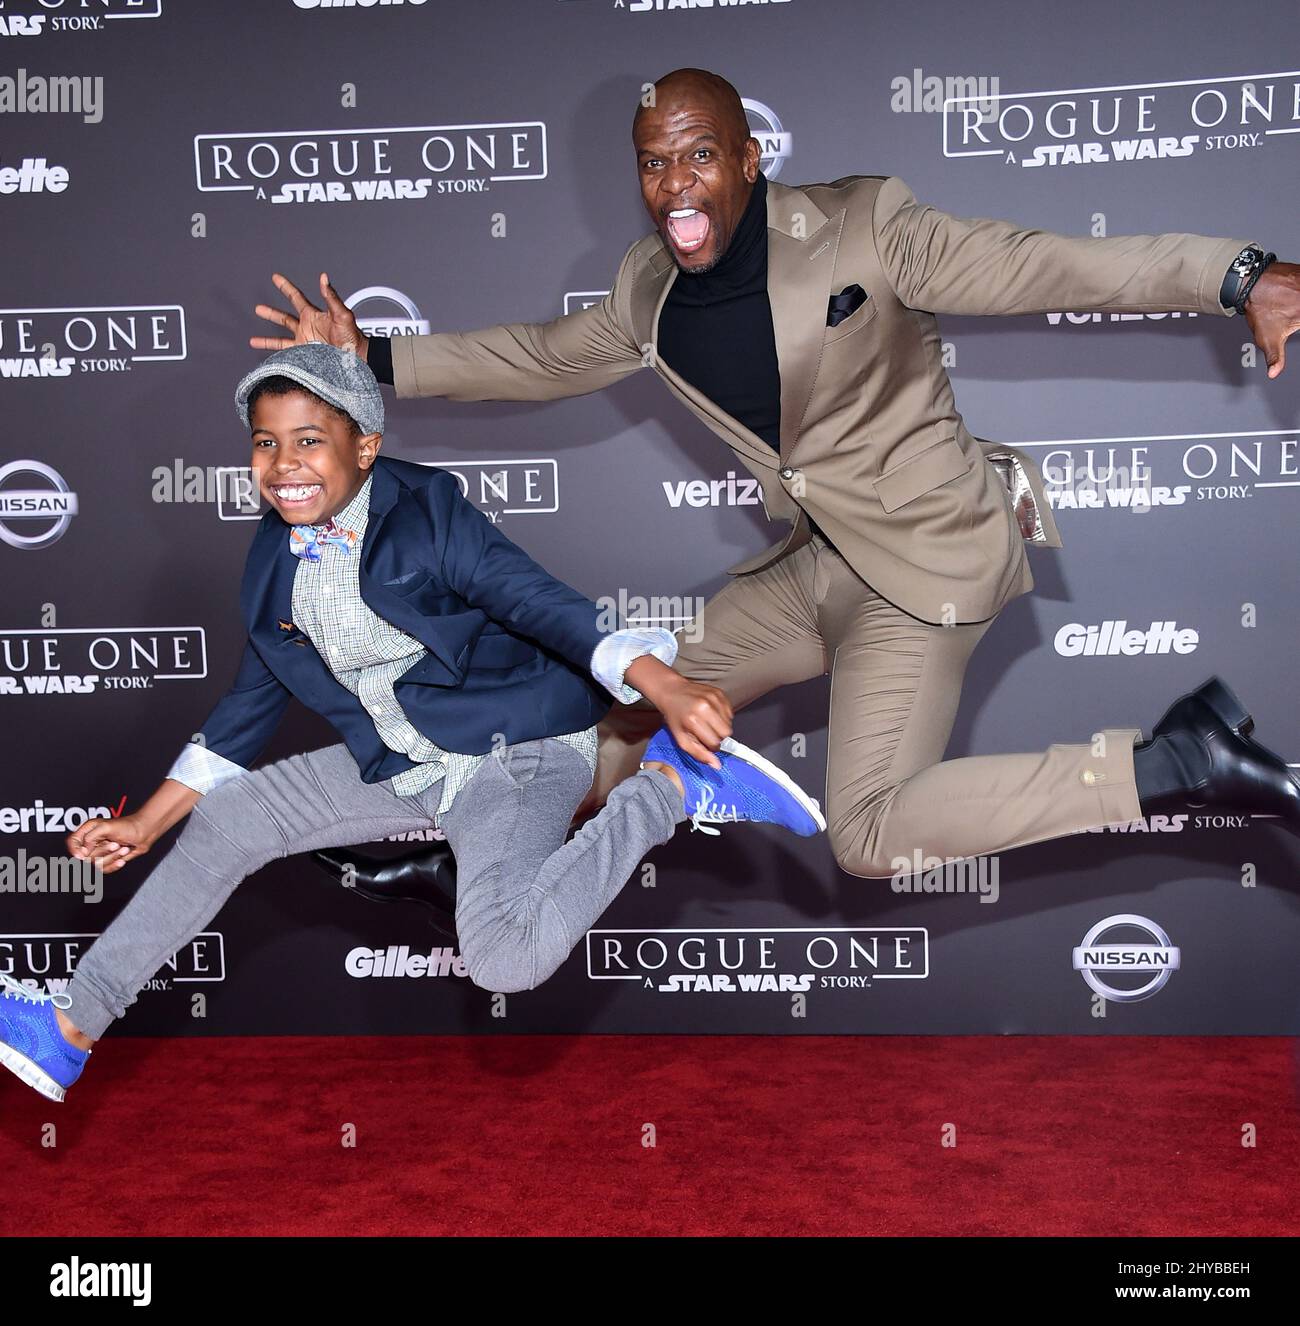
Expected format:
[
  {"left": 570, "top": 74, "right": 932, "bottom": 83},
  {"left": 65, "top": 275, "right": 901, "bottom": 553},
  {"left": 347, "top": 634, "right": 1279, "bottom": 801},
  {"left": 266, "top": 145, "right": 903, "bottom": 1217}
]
[
  {"left": 166, "top": 742, "right": 247, "bottom": 795},
  {"left": 590, "top": 627, "right": 679, "bottom": 704}
]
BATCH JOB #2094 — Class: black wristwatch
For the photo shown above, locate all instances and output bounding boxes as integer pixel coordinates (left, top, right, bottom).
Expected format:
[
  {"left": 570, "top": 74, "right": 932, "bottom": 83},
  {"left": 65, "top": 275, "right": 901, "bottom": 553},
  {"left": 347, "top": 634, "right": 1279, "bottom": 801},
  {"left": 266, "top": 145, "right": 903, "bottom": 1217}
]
[{"left": 1220, "top": 245, "right": 1277, "bottom": 314}]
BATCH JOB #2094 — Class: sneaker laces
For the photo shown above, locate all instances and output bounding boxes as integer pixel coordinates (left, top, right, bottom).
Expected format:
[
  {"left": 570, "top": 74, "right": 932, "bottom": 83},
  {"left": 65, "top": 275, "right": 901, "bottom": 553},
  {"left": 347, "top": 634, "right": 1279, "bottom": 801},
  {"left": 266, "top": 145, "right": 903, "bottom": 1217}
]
[
  {"left": 0, "top": 971, "right": 72, "bottom": 1011},
  {"left": 688, "top": 782, "right": 741, "bottom": 836}
]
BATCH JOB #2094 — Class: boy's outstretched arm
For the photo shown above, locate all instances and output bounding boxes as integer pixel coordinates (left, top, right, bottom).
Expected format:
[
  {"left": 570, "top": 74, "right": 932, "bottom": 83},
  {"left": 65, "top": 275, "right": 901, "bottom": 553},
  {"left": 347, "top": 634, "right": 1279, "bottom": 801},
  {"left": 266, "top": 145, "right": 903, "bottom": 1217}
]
[{"left": 67, "top": 638, "right": 292, "bottom": 873}]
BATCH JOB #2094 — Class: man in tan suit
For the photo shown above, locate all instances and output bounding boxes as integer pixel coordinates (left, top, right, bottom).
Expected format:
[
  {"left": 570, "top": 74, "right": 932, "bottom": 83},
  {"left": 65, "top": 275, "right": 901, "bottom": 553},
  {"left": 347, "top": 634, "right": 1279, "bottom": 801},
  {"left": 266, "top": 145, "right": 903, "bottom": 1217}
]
[{"left": 256, "top": 68, "right": 1300, "bottom": 887}]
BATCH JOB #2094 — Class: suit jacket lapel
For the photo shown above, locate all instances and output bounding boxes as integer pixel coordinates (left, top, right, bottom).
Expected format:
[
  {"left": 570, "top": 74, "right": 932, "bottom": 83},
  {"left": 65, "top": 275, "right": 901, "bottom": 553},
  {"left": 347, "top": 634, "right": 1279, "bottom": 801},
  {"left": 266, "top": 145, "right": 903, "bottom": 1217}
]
[
  {"left": 242, "top": 516, "right": 298, "bottom": 646},
  {"left": 356, "top": 458, "right": 400, "bottom": 585},
  {"left": 357, "top": 461, "right": 468, "bottom": 683},
  {"left": 637, "top": 246, "right": 777, "bottom": 472},
  {"left": 630, "top": 180, "right": 840, "bottom": 469},
  {"left": 764, "top": 180, "right": 840, "bottom": 462}
]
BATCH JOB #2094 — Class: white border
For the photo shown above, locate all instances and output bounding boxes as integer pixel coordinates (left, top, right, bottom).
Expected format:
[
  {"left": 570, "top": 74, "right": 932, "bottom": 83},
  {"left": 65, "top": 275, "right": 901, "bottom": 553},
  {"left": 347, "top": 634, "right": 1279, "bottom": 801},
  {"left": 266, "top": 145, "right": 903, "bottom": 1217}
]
[
  {"left": 586, "top": 926, "right": 930, "bottom": 981},
  {"left": 563, "top": 291, "right": 609, "bottom": 315},
  {"left": 943, "top": 69, "right": 1300, "bottom": 158},
  {"left": 214, "top": 466, "right": 262, "bottom": 522},
  {"left": 0, "top": 931, "right": 225, "bottom": 984},
  {"left": 0, "top": 627, "right": 208, "bottom": 681},
  {"left": 194, "top": 121, "right": 548, "bottom": 191},
  {"left": 1014, "top": 427, "right": 1300, "bottom": 486},
  {"left": 0, "top": 305, "right": 187, "bottom": 363},
  {"left": 421, "top": 458, "right": 559, "bottom": 514}
]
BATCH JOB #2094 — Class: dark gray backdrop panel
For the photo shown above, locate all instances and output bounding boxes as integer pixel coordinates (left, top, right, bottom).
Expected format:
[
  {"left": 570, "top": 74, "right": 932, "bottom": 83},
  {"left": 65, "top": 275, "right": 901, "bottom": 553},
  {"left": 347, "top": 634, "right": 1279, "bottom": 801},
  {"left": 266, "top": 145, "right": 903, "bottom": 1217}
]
[{"left": 1, "top": 0, "right": 1297, "bottom": 1036}]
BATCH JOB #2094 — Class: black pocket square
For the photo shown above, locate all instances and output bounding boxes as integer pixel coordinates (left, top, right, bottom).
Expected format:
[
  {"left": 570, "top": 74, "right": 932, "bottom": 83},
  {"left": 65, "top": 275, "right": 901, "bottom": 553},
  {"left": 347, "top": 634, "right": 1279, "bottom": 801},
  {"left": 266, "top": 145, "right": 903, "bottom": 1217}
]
[{"left": 827, "top": 284, "right": 868, "bottom": 328}]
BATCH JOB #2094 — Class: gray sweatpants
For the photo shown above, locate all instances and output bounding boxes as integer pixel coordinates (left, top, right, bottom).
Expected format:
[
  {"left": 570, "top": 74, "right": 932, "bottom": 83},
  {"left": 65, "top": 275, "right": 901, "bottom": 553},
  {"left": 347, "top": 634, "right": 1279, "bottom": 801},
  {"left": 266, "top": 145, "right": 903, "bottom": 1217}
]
[{"left": 66, "top": 739, "right": 685, "bottom": 1039}]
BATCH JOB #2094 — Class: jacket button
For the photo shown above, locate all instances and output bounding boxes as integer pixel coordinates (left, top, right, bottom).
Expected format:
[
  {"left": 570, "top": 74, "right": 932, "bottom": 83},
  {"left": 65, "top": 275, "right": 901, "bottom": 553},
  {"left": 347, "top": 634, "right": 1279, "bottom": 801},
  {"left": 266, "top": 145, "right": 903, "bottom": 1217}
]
[
  {"left": 779, "top": 466, "right": 795, "bottom": 480},
  {"left": 1081, "top": 769, "right": 1106, "bottom": 786}
]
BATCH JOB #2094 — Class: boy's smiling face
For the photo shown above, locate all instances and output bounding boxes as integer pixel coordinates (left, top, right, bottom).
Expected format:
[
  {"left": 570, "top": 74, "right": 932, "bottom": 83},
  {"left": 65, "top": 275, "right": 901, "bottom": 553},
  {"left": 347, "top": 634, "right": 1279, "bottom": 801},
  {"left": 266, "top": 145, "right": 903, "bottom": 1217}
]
[{"left": 249, "top": 388, "right": 381, "bottom": 525}]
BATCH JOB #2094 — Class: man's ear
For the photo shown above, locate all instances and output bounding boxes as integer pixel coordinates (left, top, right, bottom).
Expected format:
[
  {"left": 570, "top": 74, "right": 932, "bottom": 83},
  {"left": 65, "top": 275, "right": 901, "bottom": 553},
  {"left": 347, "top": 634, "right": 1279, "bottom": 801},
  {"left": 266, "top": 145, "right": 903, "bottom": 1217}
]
[
  {"left": 743, "top": 135, "right": 761, "bottom": 182},
  {"left": 358, "top": 432, "right": 383, "bottom": 469}
]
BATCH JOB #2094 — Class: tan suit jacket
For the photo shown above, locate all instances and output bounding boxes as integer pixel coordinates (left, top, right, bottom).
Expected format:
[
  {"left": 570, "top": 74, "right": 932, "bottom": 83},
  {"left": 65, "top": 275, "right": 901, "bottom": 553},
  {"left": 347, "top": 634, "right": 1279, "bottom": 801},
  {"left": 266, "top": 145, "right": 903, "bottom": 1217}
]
[{"left": 392, "top": 175, "right": 1248, "bottom": 623}]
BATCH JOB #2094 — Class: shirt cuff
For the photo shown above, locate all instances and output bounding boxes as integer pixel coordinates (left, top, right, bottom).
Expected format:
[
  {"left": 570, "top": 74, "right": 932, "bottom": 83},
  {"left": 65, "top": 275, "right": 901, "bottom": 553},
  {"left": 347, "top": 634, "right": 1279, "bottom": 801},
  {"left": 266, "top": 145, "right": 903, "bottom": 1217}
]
[
  {"left": 166, "top": 742, "right": 247, "bottom": 795},
  {"left": 367, "top": 335, "right": 394, "bottom": 385},
  {"left": 590, "top": 627, "right": 679, "bottom": 704}
]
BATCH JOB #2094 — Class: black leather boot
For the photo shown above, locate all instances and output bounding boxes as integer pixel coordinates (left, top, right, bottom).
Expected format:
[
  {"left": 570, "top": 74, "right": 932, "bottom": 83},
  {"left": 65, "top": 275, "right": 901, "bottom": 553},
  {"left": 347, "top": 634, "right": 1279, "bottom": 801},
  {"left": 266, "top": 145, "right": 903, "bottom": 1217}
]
[
  {"left": 1134, "top": 676, "right": 1300, "bottom": 831},
  {"left": 310, "top": 842, "right": 458, "bottom": 938}
]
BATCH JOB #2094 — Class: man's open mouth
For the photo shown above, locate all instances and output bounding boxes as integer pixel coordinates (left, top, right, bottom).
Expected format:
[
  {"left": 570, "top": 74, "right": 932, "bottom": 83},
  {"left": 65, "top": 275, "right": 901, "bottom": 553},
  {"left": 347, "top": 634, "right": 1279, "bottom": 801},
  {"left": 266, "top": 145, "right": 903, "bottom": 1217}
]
[
  {"left": 665, "top": 207, "right": 711, "bottom": 254},
  {"left": 269, "top": 482, "right": 323, "bottom": 507}
]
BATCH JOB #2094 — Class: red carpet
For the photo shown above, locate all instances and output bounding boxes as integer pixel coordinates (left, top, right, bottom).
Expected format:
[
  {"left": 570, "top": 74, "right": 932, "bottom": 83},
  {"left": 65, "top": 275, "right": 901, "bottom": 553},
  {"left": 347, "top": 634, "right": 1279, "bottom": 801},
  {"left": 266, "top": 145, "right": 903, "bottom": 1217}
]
[{"left": 3, "top": 1035, "right": 1297, "bottom": 1237}]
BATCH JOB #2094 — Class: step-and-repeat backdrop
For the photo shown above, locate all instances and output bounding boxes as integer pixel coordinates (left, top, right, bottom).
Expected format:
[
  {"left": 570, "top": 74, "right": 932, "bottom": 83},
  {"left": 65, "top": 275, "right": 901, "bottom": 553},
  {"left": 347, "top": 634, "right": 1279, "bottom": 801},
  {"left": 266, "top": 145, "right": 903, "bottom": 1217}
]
[{"left": 3, "top": 0, "right": 1298, "bottom": 1037}]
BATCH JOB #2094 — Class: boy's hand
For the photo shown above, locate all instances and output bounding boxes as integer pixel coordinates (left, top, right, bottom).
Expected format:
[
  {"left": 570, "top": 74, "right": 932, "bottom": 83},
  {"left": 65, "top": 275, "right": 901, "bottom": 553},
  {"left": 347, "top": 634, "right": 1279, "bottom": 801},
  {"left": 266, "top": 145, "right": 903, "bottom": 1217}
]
[
  {"left": 626, "top": 658, "right": 733, "bottom": 769},
  {"left": 251, "top": 272, "right": 369, "bottom": 358},
  {"left": 67, "top": 813, "right": 157, "bottom": 874}
]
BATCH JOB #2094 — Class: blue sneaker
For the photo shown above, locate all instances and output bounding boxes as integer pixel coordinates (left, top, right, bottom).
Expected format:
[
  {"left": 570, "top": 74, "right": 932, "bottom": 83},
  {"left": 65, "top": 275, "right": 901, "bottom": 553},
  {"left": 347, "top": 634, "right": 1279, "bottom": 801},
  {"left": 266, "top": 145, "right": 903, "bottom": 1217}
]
[
  {"left": 0, "top": 973, "right": 91, "bottom": 1102},
  {"left": 643, "top": 728, "right": 826, "bottom": 837}
]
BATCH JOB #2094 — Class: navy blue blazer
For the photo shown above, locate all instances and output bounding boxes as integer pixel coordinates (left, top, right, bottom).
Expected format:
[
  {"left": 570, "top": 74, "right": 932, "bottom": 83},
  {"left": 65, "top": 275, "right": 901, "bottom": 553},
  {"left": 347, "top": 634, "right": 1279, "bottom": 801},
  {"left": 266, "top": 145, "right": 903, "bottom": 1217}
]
[{"left": 193, "top": 455, "right": 612, "bottom": 784}]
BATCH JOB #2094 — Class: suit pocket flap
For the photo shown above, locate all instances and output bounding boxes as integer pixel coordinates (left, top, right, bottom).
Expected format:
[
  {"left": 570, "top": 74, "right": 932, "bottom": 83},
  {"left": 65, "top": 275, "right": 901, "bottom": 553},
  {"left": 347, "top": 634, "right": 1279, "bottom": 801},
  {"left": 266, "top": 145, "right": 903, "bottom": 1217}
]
[{"left": 872, "top": 434, "right": 972, "bottom": 513}]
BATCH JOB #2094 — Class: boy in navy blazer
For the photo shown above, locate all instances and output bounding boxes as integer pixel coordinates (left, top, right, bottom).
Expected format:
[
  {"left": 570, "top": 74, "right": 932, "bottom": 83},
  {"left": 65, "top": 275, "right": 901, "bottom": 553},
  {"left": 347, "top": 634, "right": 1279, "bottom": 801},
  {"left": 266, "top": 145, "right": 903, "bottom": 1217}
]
[{"left": 0, "top": 343, "right": 824, "bottom": 1103}]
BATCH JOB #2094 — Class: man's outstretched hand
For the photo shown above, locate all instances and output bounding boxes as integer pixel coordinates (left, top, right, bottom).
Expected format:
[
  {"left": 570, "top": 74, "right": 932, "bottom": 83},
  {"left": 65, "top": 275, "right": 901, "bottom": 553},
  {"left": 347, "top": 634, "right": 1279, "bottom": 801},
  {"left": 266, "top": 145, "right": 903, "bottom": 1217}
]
[
  {"left": 251, "top": 272, "right": 369, "bottom": 359},
  {"left": 1243, "top": 261, "right": 1300, "bottom": 379}
]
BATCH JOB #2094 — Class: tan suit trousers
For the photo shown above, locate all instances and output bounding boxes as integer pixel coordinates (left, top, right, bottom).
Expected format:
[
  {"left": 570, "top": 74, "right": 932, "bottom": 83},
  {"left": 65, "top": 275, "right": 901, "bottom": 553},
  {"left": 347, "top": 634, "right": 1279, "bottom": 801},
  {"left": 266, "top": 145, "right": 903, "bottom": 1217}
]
[{"left": 589, "top": 535, "right": 1144, "bottom": 877}]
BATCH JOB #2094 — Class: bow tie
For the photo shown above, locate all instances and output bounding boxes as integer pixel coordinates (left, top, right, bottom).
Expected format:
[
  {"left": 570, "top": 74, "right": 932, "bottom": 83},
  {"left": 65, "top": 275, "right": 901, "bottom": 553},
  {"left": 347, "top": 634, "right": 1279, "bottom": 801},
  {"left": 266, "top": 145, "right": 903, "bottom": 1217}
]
[{"left": 288, "top": 519, "right": 358, "bottom": 562}]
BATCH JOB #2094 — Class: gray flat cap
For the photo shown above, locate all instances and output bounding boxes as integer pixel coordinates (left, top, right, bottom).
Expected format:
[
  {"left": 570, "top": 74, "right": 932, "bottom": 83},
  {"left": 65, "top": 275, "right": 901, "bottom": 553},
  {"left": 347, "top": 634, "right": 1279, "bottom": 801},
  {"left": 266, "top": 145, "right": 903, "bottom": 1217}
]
[{"left": 235, "top": 341, "right": 384, "bottom": 436}]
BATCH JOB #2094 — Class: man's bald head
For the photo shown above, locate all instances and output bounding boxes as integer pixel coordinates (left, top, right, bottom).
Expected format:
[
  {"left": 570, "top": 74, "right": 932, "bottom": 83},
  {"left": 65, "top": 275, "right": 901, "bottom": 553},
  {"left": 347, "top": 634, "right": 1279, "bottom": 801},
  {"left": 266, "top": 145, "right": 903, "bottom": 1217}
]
[
  {"left": 632, "top": 68, "right": 750, "bottom": 149},
  {"left": 632, "top": 68, "right": 761, "bottom": 274}
]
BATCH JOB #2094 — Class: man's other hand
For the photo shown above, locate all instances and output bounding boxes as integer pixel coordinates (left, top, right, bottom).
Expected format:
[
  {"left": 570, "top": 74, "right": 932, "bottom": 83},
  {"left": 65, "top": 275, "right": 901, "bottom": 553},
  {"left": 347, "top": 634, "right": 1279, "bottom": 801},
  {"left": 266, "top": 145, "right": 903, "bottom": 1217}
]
[
  {"left": 1243, "top": 260, "right": 1300, "bottom": 379},
  {"left": 251, "top": 271, "right": 369, "bottom": 358}
]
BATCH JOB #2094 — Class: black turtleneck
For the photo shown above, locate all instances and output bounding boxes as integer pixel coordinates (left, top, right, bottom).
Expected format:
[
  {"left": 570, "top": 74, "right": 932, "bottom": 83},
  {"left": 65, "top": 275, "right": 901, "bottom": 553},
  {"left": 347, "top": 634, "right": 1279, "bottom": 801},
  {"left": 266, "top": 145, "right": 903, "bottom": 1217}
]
[
  {"left": 656, "top": 170, "right": 782, "bottom": 453},
  {"left": 656, "top": 171, "right": 829, "bottom": 539}
]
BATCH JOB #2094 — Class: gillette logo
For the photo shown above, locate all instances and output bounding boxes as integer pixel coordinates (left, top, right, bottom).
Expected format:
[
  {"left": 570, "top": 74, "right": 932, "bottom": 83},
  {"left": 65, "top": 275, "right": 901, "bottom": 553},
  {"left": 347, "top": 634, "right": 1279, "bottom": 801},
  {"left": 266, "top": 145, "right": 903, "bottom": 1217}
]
[
  {"left": 0, "top": 157, "right": 68, "bottom": 193},
  {"left": 344, "top": 944, "right": 467, "bottom": 978},
  {"left": 1054, "top": 620, "right": 1199, "bottom": 657}
]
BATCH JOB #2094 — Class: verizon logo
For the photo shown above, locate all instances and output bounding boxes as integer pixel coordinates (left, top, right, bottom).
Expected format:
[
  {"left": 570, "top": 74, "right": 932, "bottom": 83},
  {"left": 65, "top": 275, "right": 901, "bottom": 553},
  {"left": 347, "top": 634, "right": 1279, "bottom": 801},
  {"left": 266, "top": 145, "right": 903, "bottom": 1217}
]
[{"left": 663, "top": 471, "right": 763, "bottom": 507}]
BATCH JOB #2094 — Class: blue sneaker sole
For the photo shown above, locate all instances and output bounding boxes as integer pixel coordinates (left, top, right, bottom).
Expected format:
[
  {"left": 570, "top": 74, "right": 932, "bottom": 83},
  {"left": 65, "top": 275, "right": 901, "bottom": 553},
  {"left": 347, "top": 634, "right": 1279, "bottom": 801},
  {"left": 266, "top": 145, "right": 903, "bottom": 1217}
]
[
  {"left": 718, "top": 736, "right": 827, "bottom": 835},
  {"left": 0, "top": 1039, "right": 69, "bottom": 1102}
]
